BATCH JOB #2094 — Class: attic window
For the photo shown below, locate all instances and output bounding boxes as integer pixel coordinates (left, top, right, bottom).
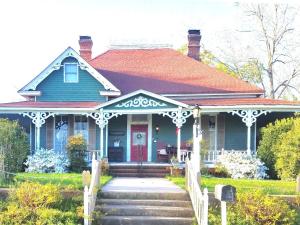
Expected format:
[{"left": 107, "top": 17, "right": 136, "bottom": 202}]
[{"left": 64, "top": 63, "right": 78, "bottom": 83}]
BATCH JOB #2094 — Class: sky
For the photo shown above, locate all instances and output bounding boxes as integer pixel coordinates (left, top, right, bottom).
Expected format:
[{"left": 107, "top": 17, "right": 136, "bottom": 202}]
[{"left": 0, "top": 0, "right": 297, "bottom": 102}]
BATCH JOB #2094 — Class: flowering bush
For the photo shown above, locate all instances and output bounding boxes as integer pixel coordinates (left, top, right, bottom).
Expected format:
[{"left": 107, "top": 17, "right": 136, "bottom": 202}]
[
  {"left": 24, "top": 148, "right": 69, "bottom": 173},
  {"left": 67, "top": 135, "right": 87, "bottom": 172},
  {"left": 217, "top": 151, "right": 268, "bottom": 179}
]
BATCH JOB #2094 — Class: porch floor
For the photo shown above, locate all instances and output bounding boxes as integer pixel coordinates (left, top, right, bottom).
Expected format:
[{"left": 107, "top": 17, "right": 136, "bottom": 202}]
[{"left": 109, "top": 162, "right": 171, "bottom": 167}]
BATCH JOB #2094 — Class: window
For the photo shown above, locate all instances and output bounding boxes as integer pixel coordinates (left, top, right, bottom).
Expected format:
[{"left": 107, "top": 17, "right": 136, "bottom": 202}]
[
  {"left": 64, "top": 63, "right": 78, "bottom": 83},
  {"left": 74, "top": 116, "right": 88, "bottom": 143},
  {"left": 208, "top": 116, "right": 216, "bottom": 151},
  {"left": 54, "top": 116, "right": 68, "bottom": 154}
]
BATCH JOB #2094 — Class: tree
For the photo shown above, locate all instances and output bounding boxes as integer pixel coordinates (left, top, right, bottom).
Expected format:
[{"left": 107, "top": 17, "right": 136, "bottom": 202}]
[
  {"left": 0, "top": 119, "right": 29, "bottom": 181},
  {"left": 180, "top": 4, "right": 300, "bottom": 99},
  {"left": 244, "top": 4, "right": 300, "bottom": 99}
]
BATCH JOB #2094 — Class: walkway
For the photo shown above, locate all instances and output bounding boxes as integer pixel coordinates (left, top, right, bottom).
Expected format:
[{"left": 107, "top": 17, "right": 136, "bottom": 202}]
[
  {"left": 102, "top": 177, "right": 186, "bottom": 193},
  {"left": 97, "top": 177, "right": 194, "bottom": 225}
]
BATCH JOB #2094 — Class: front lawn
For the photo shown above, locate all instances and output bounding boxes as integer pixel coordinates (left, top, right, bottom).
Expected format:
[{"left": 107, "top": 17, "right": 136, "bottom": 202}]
[
  {"left": 168, "top": 176, "right": 297, "bottom": 195},
  {"left": 1, "top": 173, "right": 112, "bottom": 190}
]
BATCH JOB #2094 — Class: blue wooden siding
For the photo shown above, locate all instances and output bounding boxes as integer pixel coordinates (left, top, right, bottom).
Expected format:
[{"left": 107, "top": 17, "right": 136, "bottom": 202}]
[
  {"left": 224, "top": 114, "right": 254, "bottom": 150},
  {"left": 107, "top": 115, "right": 127, "bottom": 160},
  {"left": 36, "top": 57, "right": 106, "bottom": 102}
]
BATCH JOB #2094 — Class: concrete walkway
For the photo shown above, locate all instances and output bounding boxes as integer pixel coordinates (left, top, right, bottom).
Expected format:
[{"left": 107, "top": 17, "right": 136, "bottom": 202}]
[{"left": 102, "top": 177, "right": 185, "bottom": 193}]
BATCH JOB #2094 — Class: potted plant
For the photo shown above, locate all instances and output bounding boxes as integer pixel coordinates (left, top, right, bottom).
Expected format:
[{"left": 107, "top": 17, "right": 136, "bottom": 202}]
[{"left": 170, "top": 156, "right": 182, "bottom": 176}]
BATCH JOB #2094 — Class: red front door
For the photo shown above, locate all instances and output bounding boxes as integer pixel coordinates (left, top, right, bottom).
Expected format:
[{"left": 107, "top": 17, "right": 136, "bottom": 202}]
[{"left": 131, "top": 124, "right": 148, "bottom": 162}]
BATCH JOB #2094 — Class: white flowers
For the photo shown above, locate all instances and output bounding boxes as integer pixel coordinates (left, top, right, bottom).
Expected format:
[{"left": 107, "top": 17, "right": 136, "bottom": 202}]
[
  {"left": 24, "top": 148, "right": 70, "bottom": 173},
  {"left": 217, "top": 151, "right": 268, "bottom": 179}
]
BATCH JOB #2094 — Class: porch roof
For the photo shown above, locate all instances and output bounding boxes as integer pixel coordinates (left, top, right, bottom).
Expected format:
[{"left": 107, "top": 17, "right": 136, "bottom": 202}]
[
  {"left": 182, "top": 98, "right": 300, "bottom": 106},
  {"left": 0, "top": 101, "right": 102, "bottom": 108},
  {"left": 0, "top": 101, "right": 102, "bottom": 112}
]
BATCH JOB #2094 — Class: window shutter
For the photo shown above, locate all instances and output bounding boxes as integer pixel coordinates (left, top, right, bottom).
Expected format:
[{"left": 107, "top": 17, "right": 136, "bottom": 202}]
[
  {"left": 46, "top": 117, "right": 54, "bottom": 149},
  {"left": 68, "top": 115, "right": 74, "bottom": 137},
  {"left": 217, "top": 114, "right": 225, "bottom": 150},
  {"left": 201, "top": 115, "right": 209, "bottom": 145},
  {"left": 88, "top": 117, "right": 96, "bottom": 150}
]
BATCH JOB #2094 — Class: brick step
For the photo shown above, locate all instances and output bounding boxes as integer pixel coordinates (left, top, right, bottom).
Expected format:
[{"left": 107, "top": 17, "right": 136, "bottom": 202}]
[
  {"left": 97, "top": 216, "right": 194, "bottom": 225},
  {"left": 98, "top": 198, "right": 192, "bottom": 207},
  {"left": 97, "top": 205, "right": 194, "bottom": 217},
  {"left": 109, "top": 168, "right": 169, "bottom": 173},
  {"left": 109, "top": 172, "right": 167, "bottom": 177},
  {"left": 100, "top": 191, "right": 190, "bottom": 201},
  {"left": 109, "top": 165, "right": 170, "bottom": 169}
]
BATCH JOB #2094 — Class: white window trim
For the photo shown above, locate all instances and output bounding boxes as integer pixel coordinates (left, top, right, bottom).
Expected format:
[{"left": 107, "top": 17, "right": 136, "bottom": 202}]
[
  {"left": 126, "top": 114, "right": 152, "bottom": 162},
  {"left": 64, "top": 63, "right": 79, "bottom": 83}
]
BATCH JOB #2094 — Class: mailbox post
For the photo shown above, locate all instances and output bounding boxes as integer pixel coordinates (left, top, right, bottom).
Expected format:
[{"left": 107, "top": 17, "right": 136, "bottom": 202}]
[{"left": 215, "top": 185, "right": 236, "bottom": 225}]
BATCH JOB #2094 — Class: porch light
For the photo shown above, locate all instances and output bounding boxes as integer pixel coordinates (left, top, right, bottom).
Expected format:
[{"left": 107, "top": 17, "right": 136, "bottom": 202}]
[
  {"left": 155, "top": 125, "right": 160, "bottom": 133},
  {"left": 193, "top": 104, "right": 201, "bottom": 119}
]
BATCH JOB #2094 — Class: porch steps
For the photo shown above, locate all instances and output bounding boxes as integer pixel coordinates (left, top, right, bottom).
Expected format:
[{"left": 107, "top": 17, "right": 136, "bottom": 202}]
[
  {"left": 109, "top": 164, "right": 171, "bottom": 177},
  {"left": 95, "top": 191, "right": 194, "bottom": 225}
]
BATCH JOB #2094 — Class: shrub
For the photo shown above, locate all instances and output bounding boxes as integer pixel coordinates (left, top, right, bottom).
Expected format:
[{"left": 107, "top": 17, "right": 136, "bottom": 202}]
[
  {"left": 213, "top": 164, "right": 230, "bottom": 178},
  {"left": 274, "top": 119, "right": 300, "bottom": 180},
  {"left": 0, "top": 119, "right": 29, "bottom": 181},
  {"left": 67, "top": 135, "right": 87, "bottom": 172},
  {"left": 217, "top": 151, "right": 268, "bottom": 179},
  {"left": 35, "top": 208, "right": 77, "bottom": 225},
  {"left": 258, "top": 117, "right": 294, "bottom": 179},
  {"left": 24, "top": 148, "right": 69, "bottom": 173},
  {"left": 13, "top": 182, "right": 61, "bottom": 210},
  {"left": 0, "top": 203, "right": 34, "bottom": 225},
  {"left": 209, "top": 191, "right": 297, "bottom": 225},
  {"left": 0, "top": 182, "right": 81, "bottom": 225}
]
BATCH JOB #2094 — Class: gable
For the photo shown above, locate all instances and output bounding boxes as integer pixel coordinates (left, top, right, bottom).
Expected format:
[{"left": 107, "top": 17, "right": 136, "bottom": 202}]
[
  {"left": 101, "top": 90, "right": 188, "bottom": 111},
  {"left": 19, "top": 47, "right": 120, "bottom": 98},
  {"left": 36, "top": 57, "right": 107, "bottom": 102}
]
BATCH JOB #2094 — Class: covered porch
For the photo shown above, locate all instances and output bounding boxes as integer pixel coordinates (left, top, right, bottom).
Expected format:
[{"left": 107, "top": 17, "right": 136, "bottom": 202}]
[{"left": 0, "top": 91, "right": 299, "bottom": 167}]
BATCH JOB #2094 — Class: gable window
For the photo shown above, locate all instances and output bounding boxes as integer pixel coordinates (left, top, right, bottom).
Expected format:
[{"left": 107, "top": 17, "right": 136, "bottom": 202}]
[{"left": 64, "top": 63, "right": 78, "bottom": 83}]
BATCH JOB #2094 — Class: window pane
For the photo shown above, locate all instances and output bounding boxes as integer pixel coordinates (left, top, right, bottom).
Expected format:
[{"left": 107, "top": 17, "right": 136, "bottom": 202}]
[
  {"left": 74, "top": 116, "right": 88, "bottom": 143},
  {"left": 65, "top": 64, "right": 78, "bottom": 83},
  {"left": 65, "top": 64, "right": 77, "bottom": 73}
]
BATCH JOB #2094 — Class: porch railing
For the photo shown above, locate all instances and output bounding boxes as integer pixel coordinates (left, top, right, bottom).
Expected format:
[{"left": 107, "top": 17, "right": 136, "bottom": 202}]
[
  {"left": 203, "top": 149, "right": 248, "bottom": 163},
  {"left": 186, "top": 158, "right": 208, "bottom": 225},
  {"left": 83, "top": 151, "right": 101, "bottom": 225}
]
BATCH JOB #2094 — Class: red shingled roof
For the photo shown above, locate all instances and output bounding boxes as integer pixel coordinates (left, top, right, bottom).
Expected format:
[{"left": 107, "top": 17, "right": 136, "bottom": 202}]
[
  {"left": 181, "top": 98, "right": 300, "bottom": 106},
  {"left": 0, "top": 101, "right": 101, "bottom": 108},
  {"left": 90, "top": 48, "right": 264, "bottom": 95}
]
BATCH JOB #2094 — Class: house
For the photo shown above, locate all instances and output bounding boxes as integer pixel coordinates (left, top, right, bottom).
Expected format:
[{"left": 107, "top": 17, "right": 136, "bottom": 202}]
[{"left": 0, "top": 30, "right": 299, "bottom": 166}]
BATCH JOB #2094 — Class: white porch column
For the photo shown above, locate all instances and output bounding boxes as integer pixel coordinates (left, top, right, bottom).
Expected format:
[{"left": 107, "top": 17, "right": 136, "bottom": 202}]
[
  {"left": 194, "top": 114, "right": 202, "bottom": 175},
  {"left": 162, "top": 107, "right": 192, "bottom": 163},
  {"left": 87, "top": 109, "right": 121, "bottom": 160},
  {"left": 231, "top": 109, "right": 269, "bottom": 155},
  {"left": 100, "top": 127, "right": 104, "bottom": 159},
  {"left": 22, "top": 112, "right": 55, "bottom": 151},
  {"left": 177, "top": 127, "right": 181, "bottom": 162}
]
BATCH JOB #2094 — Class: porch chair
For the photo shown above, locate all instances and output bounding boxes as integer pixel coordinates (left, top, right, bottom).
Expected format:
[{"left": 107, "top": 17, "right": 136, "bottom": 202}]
[{"left": 156, "top": 141, "right": 169, "bottom": 162}]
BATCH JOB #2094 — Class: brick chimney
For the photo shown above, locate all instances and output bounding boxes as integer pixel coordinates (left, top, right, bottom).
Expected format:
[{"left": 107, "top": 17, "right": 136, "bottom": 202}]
[
  {"left": 79, "top": 36, "right": 93, "bottom": 61},
  {"left": 187, "top": 30, "right": 201, "bottom": 61}
]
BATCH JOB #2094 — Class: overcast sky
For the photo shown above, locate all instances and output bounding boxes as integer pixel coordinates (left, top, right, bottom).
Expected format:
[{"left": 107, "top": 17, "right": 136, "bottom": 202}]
[{"left": 0, "top": 0, "right": 298, "bottom": 102}]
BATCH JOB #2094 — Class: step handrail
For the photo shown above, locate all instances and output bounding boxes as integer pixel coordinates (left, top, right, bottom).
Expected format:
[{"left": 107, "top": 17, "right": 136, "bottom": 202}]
[
  {"left": 185, "top": 158, "right": 208, "bottom": 225},
  {"left": 83, "top": 152, "right": 101, "bottom": 225}
]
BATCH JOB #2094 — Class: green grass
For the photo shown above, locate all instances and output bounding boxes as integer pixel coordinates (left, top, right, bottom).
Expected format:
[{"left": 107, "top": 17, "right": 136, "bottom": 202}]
[
  {"left": 1, "top": 173, "right": 112, "bottom": 190},
  {"left": 168, "top": 176, "right": 297, "bottom": 195}
]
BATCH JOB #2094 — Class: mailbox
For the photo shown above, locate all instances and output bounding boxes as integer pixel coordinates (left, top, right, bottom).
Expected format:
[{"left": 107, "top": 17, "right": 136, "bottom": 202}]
[{"left": 215, "top": 185, "right": 236, "bottom": 202}]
